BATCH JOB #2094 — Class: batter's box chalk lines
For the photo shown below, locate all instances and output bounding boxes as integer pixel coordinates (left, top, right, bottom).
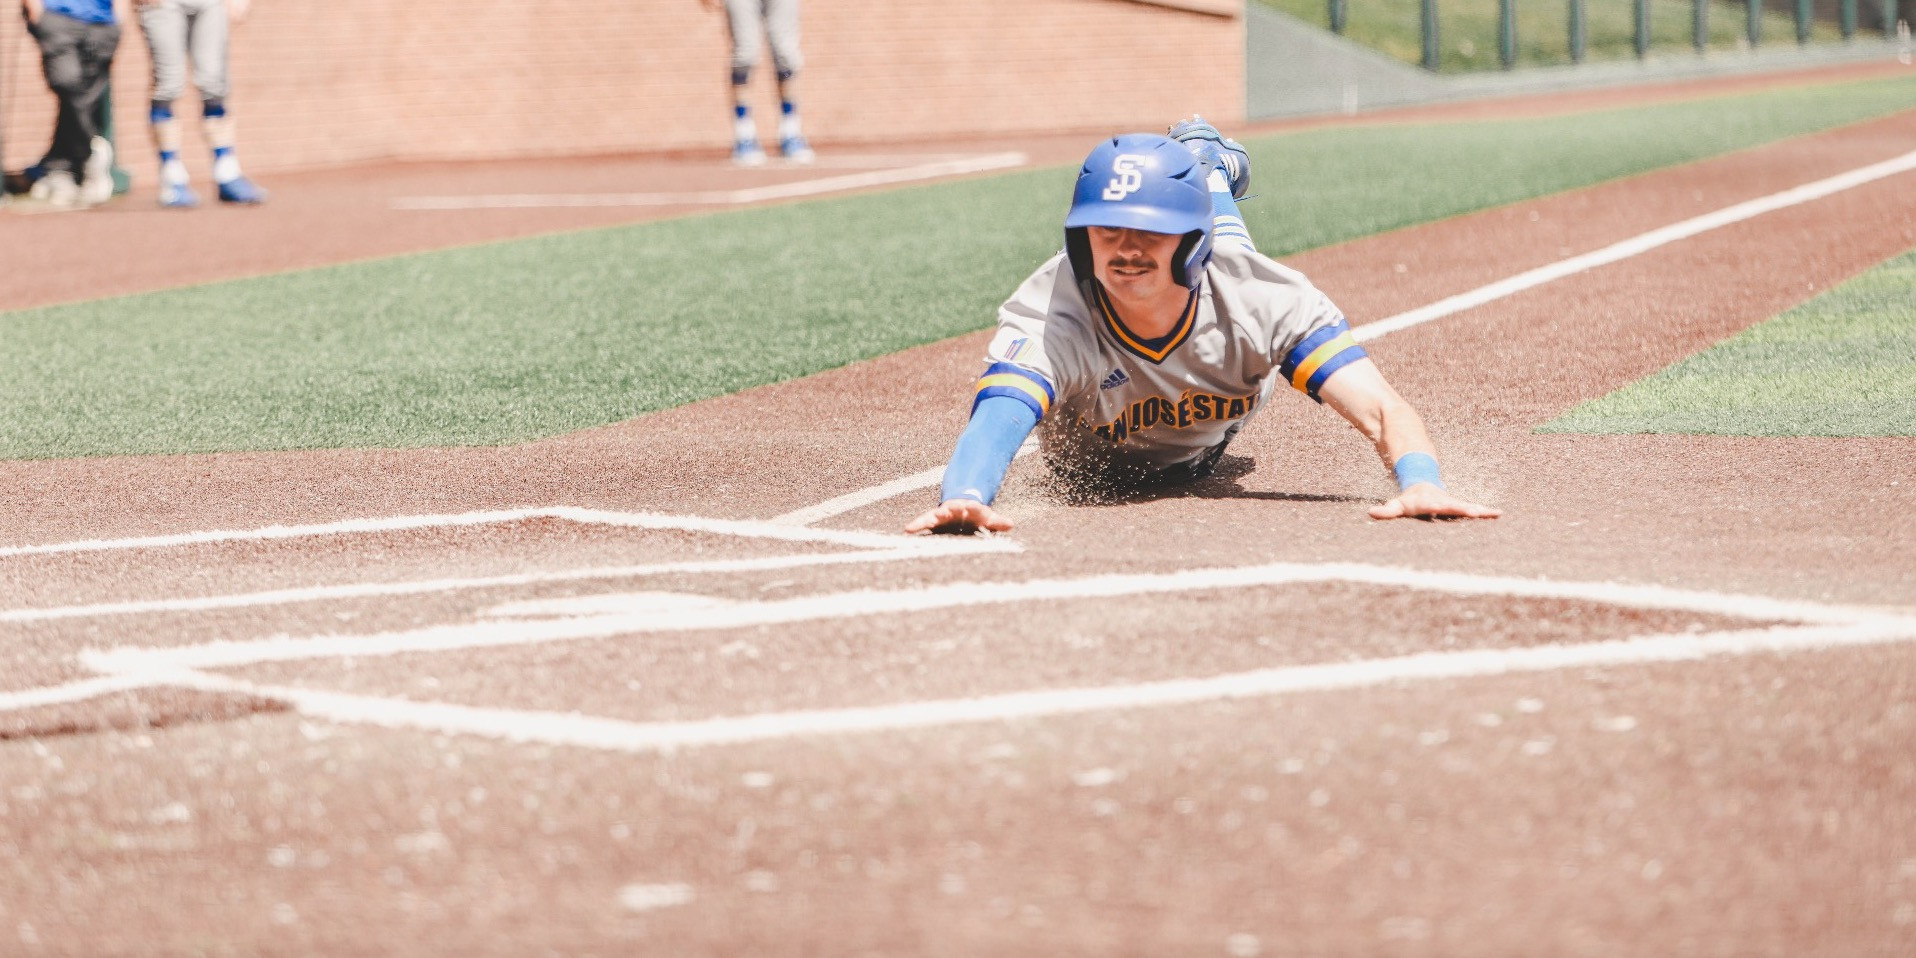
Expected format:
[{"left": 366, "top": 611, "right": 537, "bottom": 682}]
[
  {"left": 132, "top": 619, "right": 1916, "bottom": 756},
  {"left": 0, "top": 541, "right": 1018, "bottom": 625},
  {"left": 779, "top": 146, "right": 1916, "bottom": 528},
  {"left": 81, "top": 561, "right": 1909, "bottom": 675},
  {"left": 390, "top": 153, "right": 1029, "bottom": 211},
  {"left": 0, "top": 672, "right": 185, "bottom": 713},
  {"left": 771, "top": 439, "right": 1039, "bottom": 527},
  {"left": 0, "top": 507, "right": 1017, "bottom": 624},
  {"left": 0, "top": 506, "right": 989, "bottom": 558}
]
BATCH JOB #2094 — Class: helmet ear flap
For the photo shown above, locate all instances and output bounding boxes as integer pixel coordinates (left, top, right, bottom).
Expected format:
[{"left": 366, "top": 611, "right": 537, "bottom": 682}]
[
  {"left": 1065, "top": 227, "right": 1092, "bottom": 289},
  {"left": 1172, "top": 229, "right": 1209, "bottom": 289}
]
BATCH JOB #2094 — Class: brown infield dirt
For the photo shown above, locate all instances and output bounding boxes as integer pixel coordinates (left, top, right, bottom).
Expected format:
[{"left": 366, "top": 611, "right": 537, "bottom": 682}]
[{"left": 2, "top": 62, "right": 1915, "bottom": 957}]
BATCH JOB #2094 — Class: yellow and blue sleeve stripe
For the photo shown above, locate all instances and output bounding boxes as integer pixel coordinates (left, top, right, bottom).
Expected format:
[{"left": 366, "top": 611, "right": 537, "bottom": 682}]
[
  {"left": 973, "top": 362, "right": 1055, "bottom": 421},
  {"left": 1279, "top": 320, "right": 1367, "bottom": 403}
]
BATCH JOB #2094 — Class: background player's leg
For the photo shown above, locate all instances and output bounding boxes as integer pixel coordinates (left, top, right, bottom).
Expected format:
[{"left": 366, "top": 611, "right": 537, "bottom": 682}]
[
  {"left": 771, "top": 70, "right": 809, "bottom": 163},
  {"left": 30, "top": 101, "right": 86, "bottom": 202},
  {"left": 74, "top": 18, "right": 120, "bottom": 206},
  {"left": 722, "top": 0, "right": 766, "bottom": 166},
  {"left": 148, "top": 100, "right": 196, "bottom": 206},
  {"left": 191, "top": 0, "right": 264, "bottom": 203},
  {"left": 202, "top": 98, "right": 264, "bottom": 203},
  {"left": 32, "top": 13, "right": 112, "bottom": 207},
  {"left": 141, "top": 0, "right": 197, "bottom": 207},
  {"left": 764, "top": 0, "right": 810, "bottom": 162}
]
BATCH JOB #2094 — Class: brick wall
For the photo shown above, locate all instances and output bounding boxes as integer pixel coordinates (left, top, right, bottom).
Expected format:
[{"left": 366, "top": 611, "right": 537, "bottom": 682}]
[{"left": 1, "top": 0, "right": 1242, "bottom": 190}]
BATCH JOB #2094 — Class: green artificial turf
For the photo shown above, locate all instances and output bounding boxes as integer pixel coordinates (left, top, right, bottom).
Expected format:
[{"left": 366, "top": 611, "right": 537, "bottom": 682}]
[
  {"left": 1257, "top": 0, "right": 1849, "bottom": 73},
  {"left": 1540, "top": 247, "right": 1916, "bottom": 437},
  {"left": 3, "top": 74, "right": 1914, "bottom": 459}
]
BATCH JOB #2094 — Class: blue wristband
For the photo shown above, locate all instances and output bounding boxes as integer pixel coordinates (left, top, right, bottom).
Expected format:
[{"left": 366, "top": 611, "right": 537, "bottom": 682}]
[{"left": 1392, "top": 452, "right": 1444, "bottom": 491}]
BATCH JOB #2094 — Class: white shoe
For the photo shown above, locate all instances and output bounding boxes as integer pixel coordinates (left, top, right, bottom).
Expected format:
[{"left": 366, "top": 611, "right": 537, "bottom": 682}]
[
  {"left": 41, "top": 170, "right": 80, "bottom": 207},
  {"left": 779, "top": 135, "right": 815, "bottom": 164},
  {"left": 732, "top": 139, "right": 767, "bottom": 167},
  {"left": 80, "top": 136, "right": 114, "bottom": 205}
]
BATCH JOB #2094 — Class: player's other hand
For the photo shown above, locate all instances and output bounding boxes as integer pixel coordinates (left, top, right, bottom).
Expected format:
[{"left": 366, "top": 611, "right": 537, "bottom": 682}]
[
  {"left": 1370, "top": 483, "right": 1502, "bottom": 521},
  {"left": 905, "top": 499, "right": 1013, "bottom": 536}
]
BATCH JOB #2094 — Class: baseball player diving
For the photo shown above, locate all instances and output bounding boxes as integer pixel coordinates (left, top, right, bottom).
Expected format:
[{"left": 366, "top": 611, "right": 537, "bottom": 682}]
[{"left": 906, "top": 118, "right": 1500, "bottom": 535}]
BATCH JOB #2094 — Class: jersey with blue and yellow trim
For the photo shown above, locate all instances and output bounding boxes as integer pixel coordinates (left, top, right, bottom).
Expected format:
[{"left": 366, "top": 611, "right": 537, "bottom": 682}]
[{"left": 973, "top": 243, "right": 1364, "bottom": 472}]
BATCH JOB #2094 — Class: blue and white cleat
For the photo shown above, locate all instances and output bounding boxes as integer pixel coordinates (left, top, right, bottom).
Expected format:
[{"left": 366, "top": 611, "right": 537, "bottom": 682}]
[
  {"left": 158, "top": 181, "right": 200, "bottom": 208},
  {"left": 779, "top": 135, "right": 814, "bottom": 164},
  {"left": 217, "top": 176, "right": 268, "bottom": 205},
  {"left": 1167, "top": 115, "right": 1251, "bottom": 200},
  {"left": 732, "top": 138, "right": 768, "bottom": 167}
]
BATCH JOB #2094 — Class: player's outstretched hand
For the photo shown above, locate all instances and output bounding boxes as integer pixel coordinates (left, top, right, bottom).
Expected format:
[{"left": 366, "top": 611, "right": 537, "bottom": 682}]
[
  {"left": 905, "top": 499, "right": 1014, "bottom": 536},
  {"left": 1370, "top": 483, "right": 1502, "bottom": 521}
]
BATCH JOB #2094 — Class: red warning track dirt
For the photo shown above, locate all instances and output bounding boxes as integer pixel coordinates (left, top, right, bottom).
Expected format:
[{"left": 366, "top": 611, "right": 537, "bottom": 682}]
[{"left": 2, "top": 66, "right": 1914, "bottom": 957}]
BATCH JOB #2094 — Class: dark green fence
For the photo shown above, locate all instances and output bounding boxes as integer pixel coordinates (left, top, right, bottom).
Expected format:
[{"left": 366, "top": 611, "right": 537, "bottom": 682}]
[{"left": 1316, "top": 0, "right": 1899, "bottom": 71}]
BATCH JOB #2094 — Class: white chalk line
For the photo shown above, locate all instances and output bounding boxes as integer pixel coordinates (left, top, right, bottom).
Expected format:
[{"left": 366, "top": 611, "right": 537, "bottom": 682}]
[
  {"left": 778, "top": 146, "right": 1916, "bottom": 528},
  {"left": 0, "top": 538, "right": 1019, "bottom": 625},
  {"left": 769, "top": 440, "right": 1040, "bottom": 526},
  {"left": 80, "top": 561, "right": 1904, "bottom": 675},
  {"left": 143, "top": 616, "right": 1916, "bottom": 755},
  {"left": 1352, "top": 146, "right": 1916, "bottom": 342},
  {"left": 0, "top": 672, "right": 180, "bottom": 713},
  {"left": 0, "top": 506, "right": 973, "bottom": 559},
  {"left": 15, "top": 153, "right": 1915, "bottom": 737},
  {"left": 27, "top": 561, "right": 1916, "bottom": 742},
  {"left": 799, "top": 153, "right": 1007, "bottom": 169},
  {"left": 391, "top": 152, "right": 1029, "bottom": 211}
]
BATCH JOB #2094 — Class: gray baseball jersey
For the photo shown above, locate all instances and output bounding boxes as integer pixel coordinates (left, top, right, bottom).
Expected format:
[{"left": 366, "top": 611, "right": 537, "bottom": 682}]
[{"left": 973, "top": 243, "right": 1367, "bottom": 475}]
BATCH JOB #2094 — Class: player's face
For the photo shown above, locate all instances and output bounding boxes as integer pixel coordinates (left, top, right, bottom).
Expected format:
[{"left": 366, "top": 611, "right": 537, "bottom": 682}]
[{"left": 1087, "top": 226, "right": 1184, "bottom": 302}]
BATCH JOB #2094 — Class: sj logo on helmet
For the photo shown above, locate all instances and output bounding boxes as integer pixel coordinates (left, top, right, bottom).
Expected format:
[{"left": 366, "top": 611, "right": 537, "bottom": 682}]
[{"left": 1101, "top": 154, "right": 1147, "bottom": 201}]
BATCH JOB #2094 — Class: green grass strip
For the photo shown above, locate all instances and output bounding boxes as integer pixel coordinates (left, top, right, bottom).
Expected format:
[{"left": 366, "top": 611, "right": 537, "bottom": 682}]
[
  {"left": 1540, "top": 247, "right": 1916, "bottom": 437},
  {"left": 1258, "top": 0, "right": 1849, "bottom": 73},
  {"left": 2, "top": 74, "right": 1913, "bottom": 460}
]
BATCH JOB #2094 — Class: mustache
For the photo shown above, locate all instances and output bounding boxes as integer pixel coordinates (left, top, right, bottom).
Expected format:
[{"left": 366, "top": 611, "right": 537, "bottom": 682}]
[{"left": 1104, "top": 255, "right": 1158, "bottom": 271}]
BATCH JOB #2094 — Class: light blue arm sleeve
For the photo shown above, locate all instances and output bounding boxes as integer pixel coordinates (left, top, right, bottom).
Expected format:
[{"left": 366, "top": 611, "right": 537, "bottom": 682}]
[{"left": 938, "top": 395, "right": 1039, "bottom": 505}]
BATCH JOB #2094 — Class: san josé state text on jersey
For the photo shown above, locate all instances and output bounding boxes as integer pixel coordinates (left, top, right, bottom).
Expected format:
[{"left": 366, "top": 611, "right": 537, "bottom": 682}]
[
  {"left": 1087, "top": 386, "right": 1263, "bottom": 444},
  {"left": 974, "top": 244, "right": 1368, "bottom": 471}
]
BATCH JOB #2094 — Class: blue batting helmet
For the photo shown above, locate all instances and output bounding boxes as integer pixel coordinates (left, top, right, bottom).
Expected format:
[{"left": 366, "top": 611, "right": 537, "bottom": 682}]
[{"left": 1064, "top": 133, "right": 1214, "bottom": 291}]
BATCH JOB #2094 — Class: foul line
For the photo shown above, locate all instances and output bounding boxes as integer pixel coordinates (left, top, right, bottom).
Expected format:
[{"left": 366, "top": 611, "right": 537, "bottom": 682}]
[
  {"left": 392, "top": 153, "right": 1029, "bottom": 211},
  {"left": 1351, "top": 146, "right": 1916, "bottom": 342},
  {"left": 777, "top": 146, "right": 1916, "bottom": 527}
]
